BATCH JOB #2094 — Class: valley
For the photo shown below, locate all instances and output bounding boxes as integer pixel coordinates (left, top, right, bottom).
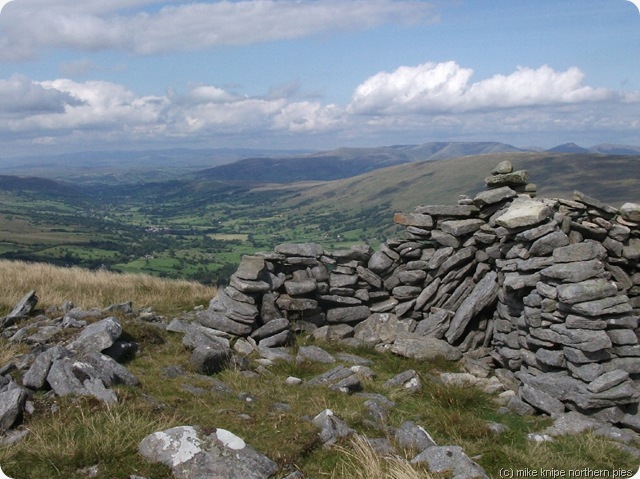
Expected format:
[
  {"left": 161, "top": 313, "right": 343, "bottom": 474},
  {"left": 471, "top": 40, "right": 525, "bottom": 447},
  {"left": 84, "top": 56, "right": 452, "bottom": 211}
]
[{"left": 1, "top": 144, "right": 639, "bottom": 285}]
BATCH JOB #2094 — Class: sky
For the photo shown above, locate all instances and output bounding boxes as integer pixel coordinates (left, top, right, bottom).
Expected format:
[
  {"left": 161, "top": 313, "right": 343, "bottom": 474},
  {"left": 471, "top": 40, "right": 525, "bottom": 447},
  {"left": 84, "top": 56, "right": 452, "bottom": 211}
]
[{"left": 0, "top": 0, "right": 639, "bottom": 158}]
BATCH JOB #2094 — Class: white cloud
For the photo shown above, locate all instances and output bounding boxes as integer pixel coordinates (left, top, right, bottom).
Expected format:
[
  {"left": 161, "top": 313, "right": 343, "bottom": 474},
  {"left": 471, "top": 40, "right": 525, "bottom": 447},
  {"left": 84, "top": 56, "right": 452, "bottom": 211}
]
[
  {"left": 349, "top": 62, "right": 613, "bottom": 114},
  {"left": 0, "top": 60, "right": 639, "bottom": 153},
  {"left": 0, "top": 0, "right": 436, "bottom": 59}
]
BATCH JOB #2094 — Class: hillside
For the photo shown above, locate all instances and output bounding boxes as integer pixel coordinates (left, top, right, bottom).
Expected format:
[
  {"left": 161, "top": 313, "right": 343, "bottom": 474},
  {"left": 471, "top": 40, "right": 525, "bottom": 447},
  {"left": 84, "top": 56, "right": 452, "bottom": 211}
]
[
  {"left": 194, "top": 141, "right": 524, "bottom": 183},
  {"left": 278, "top": 152, "right": 640, "bottom": 214}
]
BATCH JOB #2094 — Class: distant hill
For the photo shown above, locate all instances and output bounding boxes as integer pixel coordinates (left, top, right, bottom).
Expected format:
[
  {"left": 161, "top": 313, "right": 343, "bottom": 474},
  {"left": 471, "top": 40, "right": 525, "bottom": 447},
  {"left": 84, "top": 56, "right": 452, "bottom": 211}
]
[
  {"left": 546, "top": 143, "right": 590, "bottom": 153},
  {"left": 546, "top": 143, "right": 640, "bottom": 156},
  {"left": 194, "top": 141, "right": 525, "bottom": 183},
  {"left": 0, "top": 175, "right": 85, "bottom": 199},
  {"left": 277, "top": 152, "right": 640, "bottom": 215}
]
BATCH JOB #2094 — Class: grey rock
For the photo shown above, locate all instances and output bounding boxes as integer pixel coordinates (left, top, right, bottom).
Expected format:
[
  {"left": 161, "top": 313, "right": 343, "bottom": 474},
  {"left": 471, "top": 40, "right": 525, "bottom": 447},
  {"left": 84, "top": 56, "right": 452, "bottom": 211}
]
[
  {"left": 569, "top": 295, "right": 632, "bottom": 317},
  {"left": 251, "top": 318, "right": 290, "bottom": 342},
  {"left": 622, "top": 238, "right": 640, "bottom": 261},
  {"left": 383, "top": 370, "right": 420, "bottom": 392},
  {"left": 543, "top": 412, "right": 600, "bottom": 436},
  {"left": 353, "top": 312, "right": 401, "bottom": 346},
  {"left": 394, "top": 420, "right": 436, "bottom": 453},
  {"left": 275, "top": 242, "right": 323, "bottom": 257},
  {"left": 312, "top": 409, "right": 355, "bottom": 446},
  {"left": 8, "top": 290, "right": 38, "bottom": 318},
  {"left": 230, "top": 275, "right": 271, "bottom": 294},
  {"left": 183, "top": 326, "right": 229, "bottom": 350},
  {"left": 258, "top": 330, "right": 292, "bottom": 348},
  {"left": 552, "top": 240, "right": 607, "bottom": 263},
  {"left": 430, "top": 230, "right": 460, "bottom": 248},
  {"left": 356, "top": 266, "right": 383, "bottom": 289},
  {"left": 440, "top": 219, "right": 485, "bottom": 237},
  {"left": 390, "top": 337, "right": 462, "bottom": 361},
  {"left": 68, "top": 317, "right": 122, "bottom": 353},
  {"left": 393, "top": 212, "right": 434, "bottom": 228},
  {"left": 275, "top": 295, "right": 318, "bottom": 311},
  {"left": 495, "top": 198, "right": 549, "bottom": 230},
  {"left": 368, "top": 251, "right": 396, "bottom": 274},
  {"left": 139, "top": 425, "right": 278, "bottom": 479},
  {"left": 195, "top": 310, "right": 252, "bottom": 336},
  {"left": 573, "top": 191, "right": 618, "bottom": 215},
  {"left": 189, "top": 344, "right": 232, "bottom": 375},
  {"left": 529, "top": 230, "right": 570, "bottom": 256},
  {"left": 520, "top": 384, "right": 565, "bottom": 415},
  {"left": 619, "top": 414, "right": 640, "bottom": 433},
  {"left": 587, "top": 370, "right": 629, "bottom": 394},
  {"left": 445, "top": 271, "right": 498, "bottom": 343},
  {"left": 619, "top": 202, "right": 640, "bottom": 223},
  {"left": 607, "top": 329, "right": 638, "bottom": 345},
  {"left": 234, "top": 255, "right": 267, "bottom": 280},
  {"left": 326, "top": 306, "right": 370, "bottom": 324},
  {"left": 507, "top": 396, "right": 536, "bottom": 416},
  {"left": 541, "top": 259, "right": 604, "bottom": 283},
  {"left": 22, "top": 345, "right": 70, "bottom": 389},
  {"left": 0, "top": 387, "right": 27, "bottom": 431},
  {"left": 474, "top": 186, "right": 516, "bottom": 206},
  {"left": 414, "top": 309, "right": 450, "bottom": 339},
  {"left": 411, "top": 445, "right": 489, "bottom": 479},
  {"left": 556, "top": 279, "right": 617, "bottom": 305},
  {"left": 80, "top": 351, "right": 140, "bottom": 387},
  {"left": 414, "top": 204, "right": 478, "bottom": 217},
  {"left": 296, "top": 345, "right": 335, "bottom": 364}
]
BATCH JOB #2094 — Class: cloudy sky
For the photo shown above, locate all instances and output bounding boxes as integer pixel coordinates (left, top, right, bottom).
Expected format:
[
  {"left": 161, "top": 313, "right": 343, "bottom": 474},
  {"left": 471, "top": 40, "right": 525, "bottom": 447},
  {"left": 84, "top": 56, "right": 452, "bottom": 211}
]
[{"left": 0, "top": 0, "right": 639, "bottom": 158}]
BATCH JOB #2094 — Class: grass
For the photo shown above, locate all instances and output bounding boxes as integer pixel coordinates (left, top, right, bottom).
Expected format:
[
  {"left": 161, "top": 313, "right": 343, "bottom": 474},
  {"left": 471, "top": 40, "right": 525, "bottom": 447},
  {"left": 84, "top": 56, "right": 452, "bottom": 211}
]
[{"left": 0, "top": 259, "right": 216, "bottom": 316}]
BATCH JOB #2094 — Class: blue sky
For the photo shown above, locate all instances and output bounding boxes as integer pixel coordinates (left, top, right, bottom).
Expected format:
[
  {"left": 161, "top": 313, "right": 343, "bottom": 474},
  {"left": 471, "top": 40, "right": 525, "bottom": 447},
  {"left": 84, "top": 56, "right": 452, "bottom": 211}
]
[{"left": 0, "top": 0, "right": 639, "bottom": 158}]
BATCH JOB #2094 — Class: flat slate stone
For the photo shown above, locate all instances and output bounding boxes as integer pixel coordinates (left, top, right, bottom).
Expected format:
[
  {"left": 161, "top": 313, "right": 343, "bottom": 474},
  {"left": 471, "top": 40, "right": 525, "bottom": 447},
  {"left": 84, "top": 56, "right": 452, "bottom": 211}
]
[
  {"left": 540, "top": 259, "right": 603, "bottom": 283},
  {"left": 275, "top": 243, "right": 323, "bottom": 257},
  {"left": 69, "top": 317, "right": 122, "bottom": 353},
  {"left": 495, "top": 198, "right": 550, "bottom": 229},
  {"left": 473, "top": 186, "right": 516, "bottom": 206},
  {"left": 414, "top": 204, "right": 479, "bottom": 216},
  {"left": 439, "top": 219, "right": 485, "bottom": 237},
  {"left": 393, "top": 212, "right": 434, "bottom": 228},
  {"left": 520, "top": 384, "right": 565, "bottom": 415},
  {"left": 390, "top": 337, "right": 462, "bottom": 361},
  {"left": 529, "top": 230, "right": 570, "bottom": 256},
  {"left": 445, "top": 271, "right": 498, "bottom": 343},
  {"left": 556, "top": 279, "right": 617, "bottom": 305},
  {"left": 233, "top": 255, "right": 266, "bottom": 280}
]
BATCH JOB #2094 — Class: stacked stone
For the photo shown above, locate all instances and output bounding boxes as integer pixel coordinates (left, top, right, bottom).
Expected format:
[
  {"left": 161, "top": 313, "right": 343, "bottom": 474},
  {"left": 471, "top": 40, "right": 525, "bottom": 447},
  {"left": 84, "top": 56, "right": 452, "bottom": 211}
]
[
  {"left": 487, "top": 191, "right": 640, "bottom": 417},
  {"left": 202, "top": 160, "right": 640, "bottom": 418}
]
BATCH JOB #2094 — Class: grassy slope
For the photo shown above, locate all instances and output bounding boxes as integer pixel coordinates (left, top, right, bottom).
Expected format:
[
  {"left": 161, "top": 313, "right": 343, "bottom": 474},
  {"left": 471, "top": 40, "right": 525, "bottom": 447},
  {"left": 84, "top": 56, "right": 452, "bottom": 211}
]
[{"left": 279, "top": 152, "right": 640, "bottom": 215}]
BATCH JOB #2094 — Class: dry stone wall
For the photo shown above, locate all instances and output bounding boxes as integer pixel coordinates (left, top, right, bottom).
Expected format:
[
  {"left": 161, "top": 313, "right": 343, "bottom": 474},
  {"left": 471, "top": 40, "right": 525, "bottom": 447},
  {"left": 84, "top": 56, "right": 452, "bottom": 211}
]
[{"left": 200, "top": 161, "right": 640, "bottom": 417}]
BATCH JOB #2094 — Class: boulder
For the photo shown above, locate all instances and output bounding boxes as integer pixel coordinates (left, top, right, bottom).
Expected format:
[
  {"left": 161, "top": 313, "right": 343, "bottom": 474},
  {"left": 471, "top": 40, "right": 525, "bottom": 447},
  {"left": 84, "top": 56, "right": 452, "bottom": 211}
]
[
  {"left": 495, "top": 198, "right": 550, "bottom": 229},
  {"left": 139, "top": 426, "right": 278, "bottom": 479},
  {"left": 68, "top": 317, "right": 122, "bottom": 353},
  {"left": 0, "top": 388, "right": 27, "bottom": 431},
  {"left": 411, "top": 445, "right": 489, "bottom": 478}
]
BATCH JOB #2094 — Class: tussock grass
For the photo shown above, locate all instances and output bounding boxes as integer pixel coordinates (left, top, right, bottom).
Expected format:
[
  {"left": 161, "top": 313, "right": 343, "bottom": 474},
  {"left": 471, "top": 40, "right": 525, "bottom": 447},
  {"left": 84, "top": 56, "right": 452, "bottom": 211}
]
[
  {"left": 0, "top": 259, "right": 216, "bottom": 315},
  {"left": 0, "top": 398, "right": 179, "bottom": 478},
  {"left": 331, "top": 434, "right": 432, "bottom": 479}
]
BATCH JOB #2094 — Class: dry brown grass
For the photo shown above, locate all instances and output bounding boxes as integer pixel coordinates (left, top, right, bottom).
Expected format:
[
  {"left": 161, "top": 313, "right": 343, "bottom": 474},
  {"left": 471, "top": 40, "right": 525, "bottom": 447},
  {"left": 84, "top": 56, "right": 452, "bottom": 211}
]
[
  {"left": 0, "top": 259, "right": 217, "bottom": 315},
  {"left": 331, "top": 434, "right": 433, "bottom": 479}
]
